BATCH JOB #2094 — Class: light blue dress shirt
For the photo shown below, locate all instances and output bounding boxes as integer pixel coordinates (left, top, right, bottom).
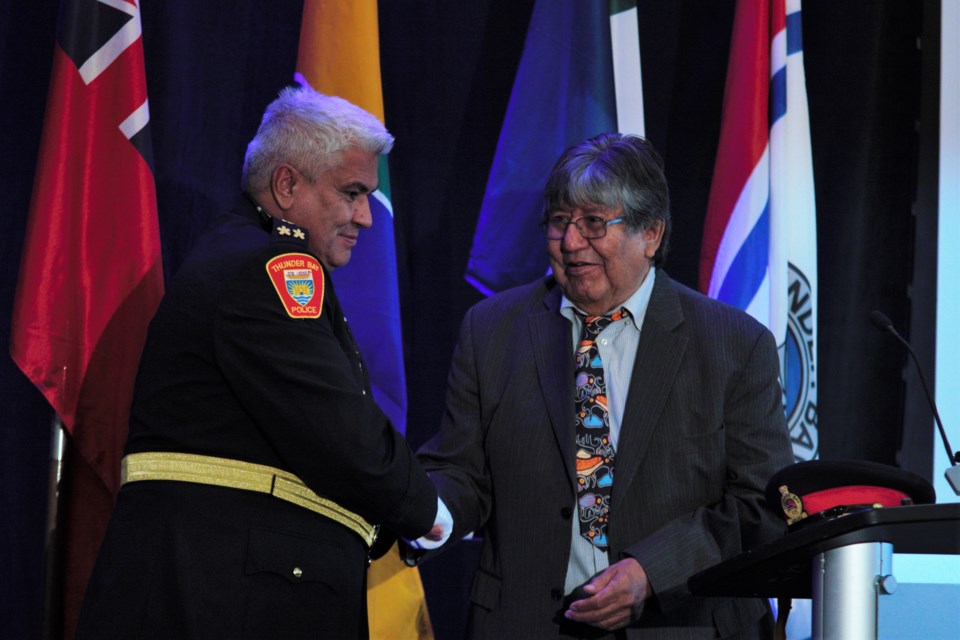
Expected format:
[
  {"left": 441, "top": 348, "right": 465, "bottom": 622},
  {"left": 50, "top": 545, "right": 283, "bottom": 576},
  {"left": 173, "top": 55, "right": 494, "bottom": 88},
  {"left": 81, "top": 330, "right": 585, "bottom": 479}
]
[
  {"left": 560, "top": 268, "right": 656, "bottom": 595},
  {"left": 415, "top": 269, "right": 657, "bottom": 583}
]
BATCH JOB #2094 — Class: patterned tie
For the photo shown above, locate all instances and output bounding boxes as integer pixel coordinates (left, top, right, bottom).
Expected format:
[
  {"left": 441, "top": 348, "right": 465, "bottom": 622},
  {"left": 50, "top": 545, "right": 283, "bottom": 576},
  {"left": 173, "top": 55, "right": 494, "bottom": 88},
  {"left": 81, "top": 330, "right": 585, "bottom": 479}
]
[{"left": 574, "top": 308, "right": 628, "bottom": 550}]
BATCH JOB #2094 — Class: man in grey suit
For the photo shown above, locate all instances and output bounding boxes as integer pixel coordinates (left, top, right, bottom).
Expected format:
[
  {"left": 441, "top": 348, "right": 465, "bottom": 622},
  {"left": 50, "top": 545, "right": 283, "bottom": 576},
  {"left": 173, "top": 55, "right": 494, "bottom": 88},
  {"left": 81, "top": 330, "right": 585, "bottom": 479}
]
[{"left": 414, "top": 133, "right": 793, "bottom": 638}]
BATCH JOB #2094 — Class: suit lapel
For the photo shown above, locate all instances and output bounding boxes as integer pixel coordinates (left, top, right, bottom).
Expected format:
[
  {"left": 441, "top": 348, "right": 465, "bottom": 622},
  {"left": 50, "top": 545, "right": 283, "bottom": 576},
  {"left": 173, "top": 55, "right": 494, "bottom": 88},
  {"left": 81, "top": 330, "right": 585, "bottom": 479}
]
[
  {"left": 613, "top": 272, "right": 688, "bottom": 500},
  {"left": 528, "top": 284, "right": 578, "bottom": 489}
]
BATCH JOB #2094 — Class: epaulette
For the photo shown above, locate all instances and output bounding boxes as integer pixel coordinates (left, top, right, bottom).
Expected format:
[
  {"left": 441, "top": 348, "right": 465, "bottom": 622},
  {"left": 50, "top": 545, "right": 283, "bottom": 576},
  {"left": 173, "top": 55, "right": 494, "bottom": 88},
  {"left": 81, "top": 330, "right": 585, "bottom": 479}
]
[{"left": 271, "top": 217, "right": 309, "bottom": 247}]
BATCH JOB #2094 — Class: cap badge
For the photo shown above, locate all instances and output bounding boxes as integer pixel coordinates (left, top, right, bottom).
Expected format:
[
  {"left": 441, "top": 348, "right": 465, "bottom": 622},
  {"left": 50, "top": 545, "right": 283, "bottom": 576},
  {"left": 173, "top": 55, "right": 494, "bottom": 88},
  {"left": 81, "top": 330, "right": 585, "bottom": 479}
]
[{"left": 779, "top": 485, "right": 808, "bottom": 525}]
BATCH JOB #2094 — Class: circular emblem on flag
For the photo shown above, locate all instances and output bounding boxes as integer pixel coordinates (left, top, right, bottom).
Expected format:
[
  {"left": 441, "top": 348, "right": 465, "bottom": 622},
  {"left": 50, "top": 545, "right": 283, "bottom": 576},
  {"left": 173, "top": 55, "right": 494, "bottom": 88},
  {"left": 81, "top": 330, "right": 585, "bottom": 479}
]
[{"left": 780, "top": 263, "right": 818, "bottom": 461}]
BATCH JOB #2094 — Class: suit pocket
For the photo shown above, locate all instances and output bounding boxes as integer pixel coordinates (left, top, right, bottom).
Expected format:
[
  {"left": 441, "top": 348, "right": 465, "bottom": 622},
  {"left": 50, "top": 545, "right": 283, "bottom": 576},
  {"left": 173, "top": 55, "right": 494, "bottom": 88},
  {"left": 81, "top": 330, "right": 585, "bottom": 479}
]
[
  {"left": 242, "top": 526, "right": 362, "bottom": 638},
  {"left": 244, "top": 526, "right": 343, "bottom": 586},
  {"left": 469, "top": 567, "right": 501, "bottom": 611}
]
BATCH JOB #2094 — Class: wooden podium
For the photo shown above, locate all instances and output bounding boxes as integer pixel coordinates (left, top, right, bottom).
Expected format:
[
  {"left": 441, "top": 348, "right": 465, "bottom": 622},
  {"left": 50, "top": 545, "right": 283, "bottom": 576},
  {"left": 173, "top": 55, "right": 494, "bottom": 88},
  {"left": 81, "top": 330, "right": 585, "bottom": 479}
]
[{"left": 688, "top": 503, "right": 960, "bottom": 639}]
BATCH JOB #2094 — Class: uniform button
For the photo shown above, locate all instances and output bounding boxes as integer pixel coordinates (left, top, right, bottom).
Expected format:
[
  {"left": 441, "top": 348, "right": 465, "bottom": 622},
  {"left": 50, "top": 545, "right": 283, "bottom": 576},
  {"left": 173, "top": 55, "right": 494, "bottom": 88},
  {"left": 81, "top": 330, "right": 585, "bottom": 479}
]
[
  {"left": 561, "top": 507, "right": 573, "bottom": 519},
  {"left": 550, "top": 588, "right": 562, "bottom": 601},
  {"left": 292, "top": 567, "right": 303, "bottom": 578}
]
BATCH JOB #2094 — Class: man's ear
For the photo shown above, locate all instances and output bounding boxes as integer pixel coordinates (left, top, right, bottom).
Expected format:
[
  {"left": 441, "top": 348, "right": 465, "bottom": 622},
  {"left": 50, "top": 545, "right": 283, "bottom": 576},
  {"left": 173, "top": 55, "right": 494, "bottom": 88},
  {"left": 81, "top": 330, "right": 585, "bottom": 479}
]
[
  {"left": 643, "top": 219, "right": 665, "bottom": 259},
  {"left": 270, "top": 164, "right": 298, "bottom": 212}
]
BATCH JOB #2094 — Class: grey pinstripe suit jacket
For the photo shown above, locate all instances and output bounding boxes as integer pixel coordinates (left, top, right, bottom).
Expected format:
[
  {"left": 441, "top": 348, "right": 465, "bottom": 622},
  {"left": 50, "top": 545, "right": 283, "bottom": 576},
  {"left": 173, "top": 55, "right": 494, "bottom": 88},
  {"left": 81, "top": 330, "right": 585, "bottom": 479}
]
[{"left": 418, "top": 271, "right": 793, "bottom": 639}]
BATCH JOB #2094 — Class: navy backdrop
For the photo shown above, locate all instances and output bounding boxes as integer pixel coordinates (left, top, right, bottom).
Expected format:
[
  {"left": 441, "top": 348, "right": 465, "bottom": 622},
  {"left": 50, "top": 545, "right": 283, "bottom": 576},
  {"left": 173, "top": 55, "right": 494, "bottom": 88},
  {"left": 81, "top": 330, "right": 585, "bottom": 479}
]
[{"left": 0, "top": 1, "right": 936, "bottom": 638}]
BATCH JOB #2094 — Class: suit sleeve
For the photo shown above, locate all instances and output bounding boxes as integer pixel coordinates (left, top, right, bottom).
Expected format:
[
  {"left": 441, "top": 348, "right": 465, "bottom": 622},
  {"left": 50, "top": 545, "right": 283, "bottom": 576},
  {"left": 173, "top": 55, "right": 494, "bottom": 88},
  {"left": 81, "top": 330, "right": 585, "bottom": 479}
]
[
  {"left": 622, "top": 325, "right": 792, "bottom": 612},
  {"left": 212, "top": 246, "right": 437, "bottom": 540},
  {"left": 415, "top": 305, "right": 494, "bottom": 546}
]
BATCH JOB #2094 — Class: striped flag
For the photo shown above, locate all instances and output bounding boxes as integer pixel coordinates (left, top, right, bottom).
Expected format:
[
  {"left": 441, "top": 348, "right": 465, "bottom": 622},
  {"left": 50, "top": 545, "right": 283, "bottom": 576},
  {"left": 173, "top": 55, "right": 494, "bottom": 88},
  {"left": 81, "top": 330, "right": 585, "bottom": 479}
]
[
  {"left": 9, "top": 0, "right": 164, "bottom": 633},
  {"left": 466, "top": 0, "right": 645, "bottom": 295},
  {"left": 700, "top": 0, "right": 818, "bottom": 462},
  {"left": 295, "top": 2, "right": 432, "bottom": 637}
]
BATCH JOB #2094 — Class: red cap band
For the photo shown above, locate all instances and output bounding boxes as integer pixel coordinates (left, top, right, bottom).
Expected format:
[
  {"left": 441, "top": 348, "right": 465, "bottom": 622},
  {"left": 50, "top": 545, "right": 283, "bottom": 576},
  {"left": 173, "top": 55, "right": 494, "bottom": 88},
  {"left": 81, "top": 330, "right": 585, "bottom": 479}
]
[{"left": 802, "top": 485, "right": 910, "bottom": 515}]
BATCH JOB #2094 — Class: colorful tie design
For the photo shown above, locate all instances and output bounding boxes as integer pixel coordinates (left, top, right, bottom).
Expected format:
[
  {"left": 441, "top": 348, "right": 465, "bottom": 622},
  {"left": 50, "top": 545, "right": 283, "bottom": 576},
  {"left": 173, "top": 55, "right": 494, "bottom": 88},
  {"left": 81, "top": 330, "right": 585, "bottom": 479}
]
[{"left": 574, "top": 308, "right": 628, "bottom": 550}]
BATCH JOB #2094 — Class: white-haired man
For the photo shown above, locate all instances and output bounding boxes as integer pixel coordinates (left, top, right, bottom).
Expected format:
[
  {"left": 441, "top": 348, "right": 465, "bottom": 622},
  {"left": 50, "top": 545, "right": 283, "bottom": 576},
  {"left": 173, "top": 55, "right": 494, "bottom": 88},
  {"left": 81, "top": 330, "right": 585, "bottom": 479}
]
[{"left": 78, "top": 87, "right": 439, "bottom": 639}]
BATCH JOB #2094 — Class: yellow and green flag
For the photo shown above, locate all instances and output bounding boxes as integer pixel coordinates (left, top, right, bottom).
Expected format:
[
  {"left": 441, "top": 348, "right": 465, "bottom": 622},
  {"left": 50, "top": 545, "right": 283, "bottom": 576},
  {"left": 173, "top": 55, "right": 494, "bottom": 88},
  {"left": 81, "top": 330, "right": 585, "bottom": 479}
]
[
  {"left": 296, "top": 1, "right": 432, "bottom": 638},
  {"left": 296, "top": 0, "right": 408, "bottom": 436}
]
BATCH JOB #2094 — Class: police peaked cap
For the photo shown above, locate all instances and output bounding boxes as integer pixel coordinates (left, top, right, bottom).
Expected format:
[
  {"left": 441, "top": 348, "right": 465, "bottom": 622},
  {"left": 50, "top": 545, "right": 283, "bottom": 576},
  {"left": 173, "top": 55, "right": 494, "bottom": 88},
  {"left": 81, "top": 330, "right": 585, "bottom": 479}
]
[{"left": 766, "top": 459, "right": 936, "bottom": 529}]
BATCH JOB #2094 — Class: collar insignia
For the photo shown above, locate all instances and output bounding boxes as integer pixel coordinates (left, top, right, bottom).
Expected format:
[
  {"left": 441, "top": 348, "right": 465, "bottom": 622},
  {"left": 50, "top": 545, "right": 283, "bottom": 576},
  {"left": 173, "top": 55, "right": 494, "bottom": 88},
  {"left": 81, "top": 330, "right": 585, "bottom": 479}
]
[{"left": 271, "top": 218, "right": 309, "bottom": 246}]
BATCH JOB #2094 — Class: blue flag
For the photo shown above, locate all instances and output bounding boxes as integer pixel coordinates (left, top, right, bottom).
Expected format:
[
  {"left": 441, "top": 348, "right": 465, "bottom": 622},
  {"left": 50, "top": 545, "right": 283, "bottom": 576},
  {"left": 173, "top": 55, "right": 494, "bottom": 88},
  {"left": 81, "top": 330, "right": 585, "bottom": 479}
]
[
  {"left": 329, "top": 181, "right": 407, "bottom": 432},
  {"left": 465, "top": 0, "right": 617, "bottom": 295}
]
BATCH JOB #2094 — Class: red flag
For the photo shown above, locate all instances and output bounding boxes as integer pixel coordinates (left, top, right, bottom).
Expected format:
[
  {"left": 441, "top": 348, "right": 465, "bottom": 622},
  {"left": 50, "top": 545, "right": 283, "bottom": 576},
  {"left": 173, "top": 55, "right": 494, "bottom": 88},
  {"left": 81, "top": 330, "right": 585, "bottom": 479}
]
[{"left": 9, "top": 0, "right": 163, "bottom": 634}]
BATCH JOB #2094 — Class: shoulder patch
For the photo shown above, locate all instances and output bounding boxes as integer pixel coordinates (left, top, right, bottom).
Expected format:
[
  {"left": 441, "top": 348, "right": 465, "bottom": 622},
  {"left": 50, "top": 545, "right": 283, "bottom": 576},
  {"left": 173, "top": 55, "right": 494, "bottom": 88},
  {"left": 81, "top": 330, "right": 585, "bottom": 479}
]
[
  {"left": 271, "top": 218, "right": 309, "bottom": 246},
  {"left": 265, "top": 253, "right": 324, "bottom": 319}
]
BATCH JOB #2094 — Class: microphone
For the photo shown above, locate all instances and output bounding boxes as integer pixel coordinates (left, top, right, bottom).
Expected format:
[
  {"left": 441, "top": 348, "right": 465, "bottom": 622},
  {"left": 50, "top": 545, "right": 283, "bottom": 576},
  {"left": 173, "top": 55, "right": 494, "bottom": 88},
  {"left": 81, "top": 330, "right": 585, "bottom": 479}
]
[{"left": 870, "top": 310, "right": 960, "bottom": 495}]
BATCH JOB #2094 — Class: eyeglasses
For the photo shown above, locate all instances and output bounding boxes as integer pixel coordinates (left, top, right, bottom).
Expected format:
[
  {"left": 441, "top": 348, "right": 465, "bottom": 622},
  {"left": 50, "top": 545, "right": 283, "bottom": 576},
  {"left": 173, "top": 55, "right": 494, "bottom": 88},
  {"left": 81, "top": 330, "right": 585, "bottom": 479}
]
[{"left": 541, "top": 214, "right": 624, "bottom": 240}]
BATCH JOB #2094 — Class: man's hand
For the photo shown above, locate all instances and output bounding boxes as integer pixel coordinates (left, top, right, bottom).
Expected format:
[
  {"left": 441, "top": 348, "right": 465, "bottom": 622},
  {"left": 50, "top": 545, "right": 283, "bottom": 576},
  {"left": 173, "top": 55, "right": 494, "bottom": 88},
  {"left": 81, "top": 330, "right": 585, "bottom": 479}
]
[
  {"left": 405, "top": 497, "right": 453, "bottom": 549},
  {"left": 424, "top": 524, "right": 445, "bottom": 541},
  {"left": 564, "top": 557, "right": 651, "bottom": 631}
]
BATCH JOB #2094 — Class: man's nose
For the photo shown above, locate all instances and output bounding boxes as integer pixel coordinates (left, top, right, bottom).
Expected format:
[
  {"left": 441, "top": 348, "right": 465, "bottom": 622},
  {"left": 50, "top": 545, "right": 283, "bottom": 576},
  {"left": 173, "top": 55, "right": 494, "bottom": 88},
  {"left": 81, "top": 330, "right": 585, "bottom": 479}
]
[
  {"left": 561, "top": 219, "right": 588, "bottom": 250},
  {"left": 354, "top": 195, "right": 373, "bottom": 229}
]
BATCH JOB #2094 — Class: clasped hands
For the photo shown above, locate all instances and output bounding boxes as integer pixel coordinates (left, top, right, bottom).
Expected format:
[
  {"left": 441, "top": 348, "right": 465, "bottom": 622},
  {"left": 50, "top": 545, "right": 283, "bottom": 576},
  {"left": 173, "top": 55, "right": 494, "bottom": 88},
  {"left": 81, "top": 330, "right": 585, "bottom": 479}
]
[
  {"left": 564, "top": 557, "right": 651, "bottom": 631},
  {"left": 423, "top": 524, "right": 445, "bottom": 541},
  {"left": 405, "top": 497, "right": 453, "bottom": 550}
]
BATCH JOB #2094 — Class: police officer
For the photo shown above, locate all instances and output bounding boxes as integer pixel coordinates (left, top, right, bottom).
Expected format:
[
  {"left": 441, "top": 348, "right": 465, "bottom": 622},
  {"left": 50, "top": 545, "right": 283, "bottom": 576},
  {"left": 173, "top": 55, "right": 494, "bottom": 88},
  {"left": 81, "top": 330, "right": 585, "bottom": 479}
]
[{"left": 78, "top": 87, "right": 440, "bottom": 639}]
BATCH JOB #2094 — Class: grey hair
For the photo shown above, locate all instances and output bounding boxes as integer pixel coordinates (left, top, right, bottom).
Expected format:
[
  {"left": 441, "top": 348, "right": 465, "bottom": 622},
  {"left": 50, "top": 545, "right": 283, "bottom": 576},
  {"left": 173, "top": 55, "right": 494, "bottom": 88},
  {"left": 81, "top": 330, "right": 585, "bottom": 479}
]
[
  {"left": 543, "top": 133, "right": 671, "bottom": 265},
  {"left": 241, "top": 86, "right": 394, "bottom": 193}
]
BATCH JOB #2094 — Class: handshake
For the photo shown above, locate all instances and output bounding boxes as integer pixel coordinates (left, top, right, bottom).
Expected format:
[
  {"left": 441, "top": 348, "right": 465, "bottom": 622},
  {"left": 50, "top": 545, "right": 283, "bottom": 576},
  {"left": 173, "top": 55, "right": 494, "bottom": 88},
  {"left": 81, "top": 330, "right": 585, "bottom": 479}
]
[{"left": 405, "top": 497, "right": 453, "bottom": 550}]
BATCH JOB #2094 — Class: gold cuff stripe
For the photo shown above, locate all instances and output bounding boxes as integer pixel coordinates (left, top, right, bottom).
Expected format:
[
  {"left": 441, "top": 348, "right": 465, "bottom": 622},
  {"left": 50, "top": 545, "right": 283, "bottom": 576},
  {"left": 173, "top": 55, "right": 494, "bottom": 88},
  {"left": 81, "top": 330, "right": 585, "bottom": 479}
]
[{"left": 121, "top": 452, "right": 378, "bottom": 547}]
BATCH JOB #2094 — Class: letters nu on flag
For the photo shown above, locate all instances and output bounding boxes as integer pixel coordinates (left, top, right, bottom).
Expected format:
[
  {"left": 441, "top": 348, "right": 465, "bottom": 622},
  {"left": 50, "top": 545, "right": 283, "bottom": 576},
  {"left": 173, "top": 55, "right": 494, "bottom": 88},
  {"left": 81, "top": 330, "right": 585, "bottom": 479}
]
[{"left": 700, "top": 0, "right": 818, "bottom": 462}]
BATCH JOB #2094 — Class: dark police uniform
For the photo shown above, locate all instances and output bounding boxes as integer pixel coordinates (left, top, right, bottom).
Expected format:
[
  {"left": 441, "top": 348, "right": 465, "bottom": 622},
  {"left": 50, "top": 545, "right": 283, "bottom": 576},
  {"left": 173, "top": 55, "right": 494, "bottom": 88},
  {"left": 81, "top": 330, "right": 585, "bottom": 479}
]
[{"left": 77, "top": 196, "right": 437, "bottom": 639}]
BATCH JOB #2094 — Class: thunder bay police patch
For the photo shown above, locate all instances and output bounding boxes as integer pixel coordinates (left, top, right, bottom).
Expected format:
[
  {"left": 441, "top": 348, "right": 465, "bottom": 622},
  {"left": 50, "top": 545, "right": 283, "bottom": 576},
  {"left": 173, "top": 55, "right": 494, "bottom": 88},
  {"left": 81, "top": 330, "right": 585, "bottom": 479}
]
[
  {"left": 265, "top": 253, "right": 324, "bottom": 319},
  {"left": 780, "top": 263, "right": 818, "bottom": 461}
]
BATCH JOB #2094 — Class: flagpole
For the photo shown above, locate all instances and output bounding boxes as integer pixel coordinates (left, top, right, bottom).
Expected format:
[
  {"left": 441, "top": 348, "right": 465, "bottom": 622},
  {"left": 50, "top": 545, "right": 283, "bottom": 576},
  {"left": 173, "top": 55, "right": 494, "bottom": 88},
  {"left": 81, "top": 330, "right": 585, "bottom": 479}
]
[{"left": 42, "top": 416, "right": 66, "bottom": 640}]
